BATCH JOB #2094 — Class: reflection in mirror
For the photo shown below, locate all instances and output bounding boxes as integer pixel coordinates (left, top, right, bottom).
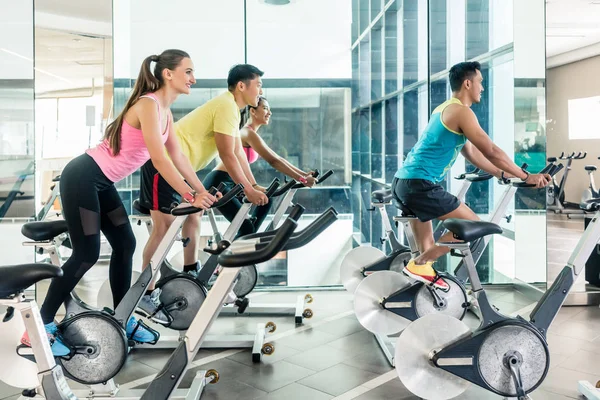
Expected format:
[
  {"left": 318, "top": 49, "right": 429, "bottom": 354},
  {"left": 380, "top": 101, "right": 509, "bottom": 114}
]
[
  {"left": 33, "top": 0, "right": 112, "bottom": 221},
  {"left": 0, "top": 0, "right": 34, "bottom": 222},
  {"left": 546, "top": 0, "right": 600, "bottom": 305}
]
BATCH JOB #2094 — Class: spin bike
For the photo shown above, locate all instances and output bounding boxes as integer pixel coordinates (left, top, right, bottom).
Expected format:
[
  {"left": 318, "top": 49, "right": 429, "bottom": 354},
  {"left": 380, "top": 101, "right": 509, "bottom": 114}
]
[
  {"left": 14, "top": 186, "right": 244, "bottom": 398},
  {"left": 340, "top": 168, "right": 493, "bottom": 294},
  {"left": 394, "top": 198, "right": 600, "bottom": 400},
  {"left": 352, "top": 164, "right": 562, "bottom": 367},
  {"left": 0, "top": 262, "right": 76, "bottom": 400},
  {"left": 8, "top": 203, "right": 308, "bottom": 400},
  {"left": 547, "top": 151, "right": 586, "bottom": 216},
  {"left": 580, "top": 157, "right": 600, "bottom": 210},
  {"left": 214, "top": 169, "right": 334, "bottom": 323}
]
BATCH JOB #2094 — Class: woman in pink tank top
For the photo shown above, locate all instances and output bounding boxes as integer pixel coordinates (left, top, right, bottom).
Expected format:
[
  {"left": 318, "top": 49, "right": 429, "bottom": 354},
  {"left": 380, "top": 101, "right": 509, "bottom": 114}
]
[
  {"left": 206, "top": 96, "right": 317, "bottom": 235},
  {"left": 30, "top": 49, "right": 218, "bottom": 356}
]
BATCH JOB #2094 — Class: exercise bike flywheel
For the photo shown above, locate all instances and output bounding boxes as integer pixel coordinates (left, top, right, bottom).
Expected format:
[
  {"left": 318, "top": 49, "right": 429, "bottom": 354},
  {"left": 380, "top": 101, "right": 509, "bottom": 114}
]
[
  {"left": 158, "top": 276, "right": 207, "bottom": 331},
  {"left": 477, "top": 323, "right": 548, "bottom": 397},
  {"left": 340, "top": 247, "right": 386, "bottom": 293},
  {"left": 354, "top": 271, "right": 412, "bottom": 335},
  {"left": 395, "top": 313, "right": 471, "bottom": 400},
  {"left": 59, "top": 312, "right": 128, "bottom": 384}
]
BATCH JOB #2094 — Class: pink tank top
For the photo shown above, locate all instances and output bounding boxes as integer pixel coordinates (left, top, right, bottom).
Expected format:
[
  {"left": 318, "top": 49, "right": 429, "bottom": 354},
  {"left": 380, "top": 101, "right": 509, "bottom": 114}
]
[
  {"left": 87, "top": 93, "right": 169, "bottom": 183},
  {"left": 243, "top": 146, "right": 259, "bottom": 164}
]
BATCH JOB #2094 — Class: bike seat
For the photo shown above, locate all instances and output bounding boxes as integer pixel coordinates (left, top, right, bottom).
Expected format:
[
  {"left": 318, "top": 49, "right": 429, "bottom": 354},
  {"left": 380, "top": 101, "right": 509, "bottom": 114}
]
[
  {"left": 442, "top": 219, "right": 503, "bottom": 242},
  {"left": 393, "top": 199, "right": 417, "bottom": 218},
  {"left": 585, "top": 165, "right": 597, "bottom": 172},
  {"left": 547, "top": 157, "right": 557, "bottom": 163},
  {"left": 21, "top": 220, "right": 69, "bottom": 241},
  {"left": 372, "top": 189, "right": 392, "bottom": 203},
  {"left": 0, "top": 263, "right": 62, "bottom": 298},
  {"left": 133, "top": 199, "right": 151, "bottom": 215},
  {"left": 580, "top": 199, "right": 600, "bottom": 212}
]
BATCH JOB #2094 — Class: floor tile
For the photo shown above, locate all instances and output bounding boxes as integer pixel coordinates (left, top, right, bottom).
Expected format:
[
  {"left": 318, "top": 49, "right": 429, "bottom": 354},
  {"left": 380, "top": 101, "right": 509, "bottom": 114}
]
[
  {"left": 352, "top": 377, "right": 418, "bottom": 400},
  {"left": 273, "top": 328, "right": 338, "bottom": 351},
  {"left": 327, "top": 330, "right": 377, "bottom": 352},
  {"left": 297, "top": 363, "right": 379, "bottom": 396},
  {"left": 341, "top": 346, "right": 394, "bottom": 375},
  {"left": 258, "top": 383, "right": 333, "bottom": 400},
  {"left": 540, "top": 366, "right": 600, "bottom": 398},
  {"left": 113, "top": 359, "right": 158, "bottom": 385},
  {"left": 312, "top": 315, "right": 364, "bottom": 338},
  {"left": 284, "top": 344, "right": 353, "bottom": 372},
  {"left": 552, "top": 320, "right": 600, "bottom": 341},
  {"left": 235, "top": 360, "right": 315, "bottom": 393},
  {"left": 560, "top": 349, "right": 600, "bottom": 376}
]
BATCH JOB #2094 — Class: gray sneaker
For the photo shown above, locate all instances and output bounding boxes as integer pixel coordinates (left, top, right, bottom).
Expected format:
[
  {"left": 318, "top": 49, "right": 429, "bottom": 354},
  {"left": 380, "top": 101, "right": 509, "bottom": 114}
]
[{"left": 137, "top": 289, "right": 169, "bottom": 324}]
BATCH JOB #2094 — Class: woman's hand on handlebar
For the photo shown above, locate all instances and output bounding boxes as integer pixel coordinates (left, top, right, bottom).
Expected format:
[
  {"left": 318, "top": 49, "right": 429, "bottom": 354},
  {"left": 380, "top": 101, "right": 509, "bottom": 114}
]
[
  {"left": 245, "top": 187, "right": 269, "bottom": 206},
  {"left": 303, "top": 175, "right": 317, "bottom": 187},
  {"left": 525, "top": 173, "right": 552, "bottom": 188},
  {"left": 191, "top": 190, "right": 216, "bottom": 209}
]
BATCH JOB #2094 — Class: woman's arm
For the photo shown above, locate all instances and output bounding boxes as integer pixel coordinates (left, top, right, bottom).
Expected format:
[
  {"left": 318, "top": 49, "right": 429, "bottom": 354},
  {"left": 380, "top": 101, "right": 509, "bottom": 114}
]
[{"left": 244, "top": 128, "right": 311, "bottom": 182}]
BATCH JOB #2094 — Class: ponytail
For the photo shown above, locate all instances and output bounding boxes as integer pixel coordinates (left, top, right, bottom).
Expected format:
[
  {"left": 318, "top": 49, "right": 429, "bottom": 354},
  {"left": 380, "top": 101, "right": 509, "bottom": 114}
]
[{"left": 104, "top": 49, "right": 190, "bottom": 156}]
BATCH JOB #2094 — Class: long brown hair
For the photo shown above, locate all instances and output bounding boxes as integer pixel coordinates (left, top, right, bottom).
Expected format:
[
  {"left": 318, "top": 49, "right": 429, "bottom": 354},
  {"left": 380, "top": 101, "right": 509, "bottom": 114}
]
[{"left": 104, "top": 49, "right": 190, "bottom": 156}]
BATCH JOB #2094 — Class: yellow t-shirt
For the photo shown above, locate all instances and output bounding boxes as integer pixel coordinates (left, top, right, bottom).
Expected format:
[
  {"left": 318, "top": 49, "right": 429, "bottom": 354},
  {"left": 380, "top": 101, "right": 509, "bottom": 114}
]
[{"left": 175, "top": 91, "right": 240, "bottom": 171}]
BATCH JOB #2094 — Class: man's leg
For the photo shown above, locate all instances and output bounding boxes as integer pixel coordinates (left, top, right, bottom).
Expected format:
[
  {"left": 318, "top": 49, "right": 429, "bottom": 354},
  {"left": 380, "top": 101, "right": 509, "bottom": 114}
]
[
  {"left": 403, "top": 202, "right": 479, "bottom": 290},
  {"left": 181, "top": 211, "right": 203, "bottom": 269},
  {"left": 142, "top": 210, "right": 176, "bottom": 290},
  {"left": 409, "top": 219, "right": 434, "bottom": 254},
  {"left": 414, "top": 202, "right": 479, "bottom": 264}
]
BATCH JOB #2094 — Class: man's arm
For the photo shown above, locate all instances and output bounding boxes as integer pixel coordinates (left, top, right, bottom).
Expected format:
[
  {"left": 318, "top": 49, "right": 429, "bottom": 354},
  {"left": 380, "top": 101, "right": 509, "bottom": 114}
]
[
  {"left": 214, "top": 132, "right": 268, "bottom": 204},
  {"left": 164, "top": 111, "right": 208, "bottom": 194},
  {"left": 460, "top": 142, "right": 502, "bottom": 178},
  {"left": 233, "top": 135, "right": 259, "bottom": 186},
  {"left": 214, "top": 133, "right": 254, "bottom": 187},
  {"left": 457, "top": 107, "right": 550, "bottom": 186}
]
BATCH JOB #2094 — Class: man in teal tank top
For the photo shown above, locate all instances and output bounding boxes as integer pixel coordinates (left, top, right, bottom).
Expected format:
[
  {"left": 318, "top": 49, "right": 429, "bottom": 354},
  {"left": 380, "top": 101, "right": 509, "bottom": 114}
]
[{"left": 393, "top": 61, "right": 551, "bottom": 290}]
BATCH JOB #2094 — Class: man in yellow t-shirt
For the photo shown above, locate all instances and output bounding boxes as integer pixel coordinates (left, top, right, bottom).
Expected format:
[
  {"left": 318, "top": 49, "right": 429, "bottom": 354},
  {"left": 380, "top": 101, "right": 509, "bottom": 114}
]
[{"left": 136, "top": 65, "right": 269, "bottom": 319}]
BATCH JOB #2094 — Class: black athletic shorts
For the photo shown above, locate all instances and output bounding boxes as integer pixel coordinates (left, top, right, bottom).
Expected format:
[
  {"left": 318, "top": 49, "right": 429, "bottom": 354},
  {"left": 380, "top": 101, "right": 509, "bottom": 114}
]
[
  {"left": 391, "top": 177, "right": 460, "bottom": 222},
  {"left": 139, "top": 160, "right": 198, "bottom": 214}
]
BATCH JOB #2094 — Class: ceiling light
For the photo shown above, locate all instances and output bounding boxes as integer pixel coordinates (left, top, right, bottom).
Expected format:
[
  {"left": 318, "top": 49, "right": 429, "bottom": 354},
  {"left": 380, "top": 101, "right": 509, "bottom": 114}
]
[{"left": 261, "top": 0, "right": 294, "bottom": 5}]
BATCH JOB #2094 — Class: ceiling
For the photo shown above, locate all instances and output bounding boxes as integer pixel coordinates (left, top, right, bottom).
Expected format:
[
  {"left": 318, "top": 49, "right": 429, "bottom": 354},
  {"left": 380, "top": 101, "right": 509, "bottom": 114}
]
[
  {"left": 35, "top": 0, "right": 111, "bottom": 22},
  {"left": 546, "top": 0, "right": 600, "bottom": 57},
  {"left": 30, "top": 0, "right": 600, "bottom": 94},
  {"left": 34, "top": 28, "right": 106, "bottom": 95}
]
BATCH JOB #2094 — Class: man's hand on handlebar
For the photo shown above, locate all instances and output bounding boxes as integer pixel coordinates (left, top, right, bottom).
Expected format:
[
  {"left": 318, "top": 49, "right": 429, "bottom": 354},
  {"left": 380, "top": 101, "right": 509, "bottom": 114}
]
[
  {"left": 245, "top": 187, "right": 269, "bottom": 206},
  {"left": 253, "top": 184, "right": 267, "bottom": 193},
  {"left": 191, "top": 190, "right": 217, "bottom": 210},
  {"left": 525, "top": 173, "right": 552, "bottom": 188}
]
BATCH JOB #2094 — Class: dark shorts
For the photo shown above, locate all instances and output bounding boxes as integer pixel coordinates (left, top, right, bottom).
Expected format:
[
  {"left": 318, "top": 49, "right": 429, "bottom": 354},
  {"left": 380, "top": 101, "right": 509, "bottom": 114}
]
[
  {"left": 139, "top": 160, "right": 202, "bottom": 214},
  {"left": 392, "top": 177, "right": 460, "bottom": 222}
]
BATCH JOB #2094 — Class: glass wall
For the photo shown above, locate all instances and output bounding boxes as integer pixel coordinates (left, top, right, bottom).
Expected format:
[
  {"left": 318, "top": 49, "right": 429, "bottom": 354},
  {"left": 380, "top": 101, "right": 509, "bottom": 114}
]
[
  {"left": 0, "top": 0, "right": 35, "bottom": 223},
  {"left": 113, "top": 0, "right": 352, "bottom": 288},
  {"left": 351, "top": 0, "right": 546, "bottom": 285}
]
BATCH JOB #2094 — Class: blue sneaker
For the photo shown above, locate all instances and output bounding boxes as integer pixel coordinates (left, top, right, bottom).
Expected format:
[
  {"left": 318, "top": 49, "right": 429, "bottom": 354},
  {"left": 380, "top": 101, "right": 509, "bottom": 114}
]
[
  {"left": 126, "top": 316, "right": 159, "bottom": 344},
  {"left": 21, "top": 322, "right": 70, "bottom": 357}
]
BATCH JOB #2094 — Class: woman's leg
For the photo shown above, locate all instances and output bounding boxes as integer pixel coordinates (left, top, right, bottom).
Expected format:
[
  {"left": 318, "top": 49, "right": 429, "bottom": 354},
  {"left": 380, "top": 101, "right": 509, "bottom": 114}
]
[
  {"left": 40, "top": 158, "right": 102, "bottom": 324},
  {"left": 97, "top": 186, "right": 136, "bottom": 309}
]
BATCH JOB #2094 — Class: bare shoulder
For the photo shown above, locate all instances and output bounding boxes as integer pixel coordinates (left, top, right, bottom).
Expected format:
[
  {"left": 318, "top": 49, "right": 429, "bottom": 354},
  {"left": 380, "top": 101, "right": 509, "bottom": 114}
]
[{"left": 124, "top": 97, "right": 157, "bottom": 128}]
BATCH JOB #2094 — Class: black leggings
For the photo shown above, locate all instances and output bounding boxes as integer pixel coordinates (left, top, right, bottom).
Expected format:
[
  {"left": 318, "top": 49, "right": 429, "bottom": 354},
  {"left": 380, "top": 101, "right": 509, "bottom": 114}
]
[
  {"left": 40, "top": 154, "right": 136, "bottom": 323},
  {"left": 202, "top": 170, "right": 271, "bottom": 237}
]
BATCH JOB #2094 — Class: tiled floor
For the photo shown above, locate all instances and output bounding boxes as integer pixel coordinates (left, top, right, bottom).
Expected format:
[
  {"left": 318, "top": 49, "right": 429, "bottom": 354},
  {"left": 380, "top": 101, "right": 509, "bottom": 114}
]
[{"left": 3, "top": 213, "right": 600, "bottom": 399}]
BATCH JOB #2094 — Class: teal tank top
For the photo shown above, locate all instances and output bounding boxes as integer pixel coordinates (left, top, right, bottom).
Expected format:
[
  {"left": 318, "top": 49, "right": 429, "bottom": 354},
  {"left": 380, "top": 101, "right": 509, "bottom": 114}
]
[{"left": 395, "top": 98, "right": 467, "bottom": 183}]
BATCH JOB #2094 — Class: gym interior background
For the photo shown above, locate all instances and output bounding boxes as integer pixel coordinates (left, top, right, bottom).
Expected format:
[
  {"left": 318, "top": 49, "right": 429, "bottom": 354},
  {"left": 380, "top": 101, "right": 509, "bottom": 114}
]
[{"left": 0, "top": 0, "right": 598, "bottom": 315}]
